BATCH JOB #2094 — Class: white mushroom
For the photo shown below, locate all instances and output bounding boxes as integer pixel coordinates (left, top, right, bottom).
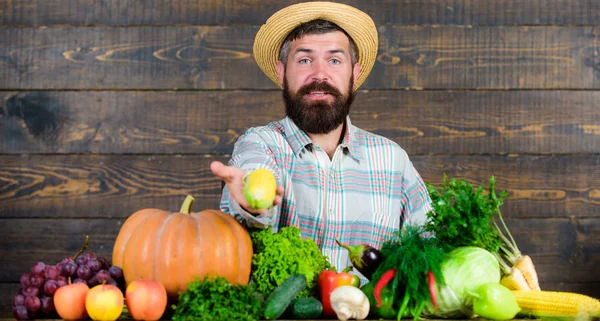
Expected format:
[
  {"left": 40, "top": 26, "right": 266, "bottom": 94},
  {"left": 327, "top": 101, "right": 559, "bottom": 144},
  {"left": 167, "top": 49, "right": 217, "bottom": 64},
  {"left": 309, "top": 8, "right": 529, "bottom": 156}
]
[{"left": 329, "top": 285, "right": 370, "bottom": 321}]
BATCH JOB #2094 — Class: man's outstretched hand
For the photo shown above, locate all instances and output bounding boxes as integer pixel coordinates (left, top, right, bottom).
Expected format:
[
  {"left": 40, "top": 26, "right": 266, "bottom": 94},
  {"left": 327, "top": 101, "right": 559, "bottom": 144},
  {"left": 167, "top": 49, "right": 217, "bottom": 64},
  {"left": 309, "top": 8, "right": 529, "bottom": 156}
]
[{"left": 210, "top": 161, "right": 283, "bottom": 216}]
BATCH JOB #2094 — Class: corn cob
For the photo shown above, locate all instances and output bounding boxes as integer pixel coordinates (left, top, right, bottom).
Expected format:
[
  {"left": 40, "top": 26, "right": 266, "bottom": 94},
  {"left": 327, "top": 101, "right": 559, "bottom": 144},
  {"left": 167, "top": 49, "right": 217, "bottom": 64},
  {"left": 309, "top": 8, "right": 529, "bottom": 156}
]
[{"left": 512, "top": 290, "right": 600, "bottom": 318}]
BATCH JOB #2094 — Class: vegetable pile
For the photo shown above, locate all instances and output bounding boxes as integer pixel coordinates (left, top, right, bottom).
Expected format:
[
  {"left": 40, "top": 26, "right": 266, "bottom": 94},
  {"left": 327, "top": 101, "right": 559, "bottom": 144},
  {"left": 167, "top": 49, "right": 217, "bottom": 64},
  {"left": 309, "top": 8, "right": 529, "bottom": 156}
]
[
  {"left": 425, "top": 175, "right": 540, "bottom": 292},
  {"left": 24, "top": 168, "right": 600, "bottom": 321},
  {"left": 349, "top": 175, "right": 599, "bottom": 321}
]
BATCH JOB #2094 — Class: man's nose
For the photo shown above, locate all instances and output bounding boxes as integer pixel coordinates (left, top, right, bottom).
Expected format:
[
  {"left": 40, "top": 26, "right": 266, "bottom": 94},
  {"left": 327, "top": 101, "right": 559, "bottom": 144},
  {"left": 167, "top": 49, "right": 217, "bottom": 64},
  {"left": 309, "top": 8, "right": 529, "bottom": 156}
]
[{"left": 311, "top": 60, "right": 328, "bottom": 81}]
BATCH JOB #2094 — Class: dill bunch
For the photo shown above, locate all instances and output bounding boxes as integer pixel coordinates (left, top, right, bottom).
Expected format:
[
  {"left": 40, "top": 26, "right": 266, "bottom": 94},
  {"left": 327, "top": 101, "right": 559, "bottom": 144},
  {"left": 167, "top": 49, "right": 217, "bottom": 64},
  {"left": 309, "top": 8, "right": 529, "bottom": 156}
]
[{"left": 371, "top": 224, "right": 446, "bottom": 320}]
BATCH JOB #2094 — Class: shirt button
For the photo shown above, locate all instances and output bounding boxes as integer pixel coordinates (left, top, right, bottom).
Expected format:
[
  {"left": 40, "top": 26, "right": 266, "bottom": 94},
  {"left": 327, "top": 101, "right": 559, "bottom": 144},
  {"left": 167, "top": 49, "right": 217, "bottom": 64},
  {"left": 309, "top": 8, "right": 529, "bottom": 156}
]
[{"left": 325, "top": 250, "right": 331, "bottom": 255}]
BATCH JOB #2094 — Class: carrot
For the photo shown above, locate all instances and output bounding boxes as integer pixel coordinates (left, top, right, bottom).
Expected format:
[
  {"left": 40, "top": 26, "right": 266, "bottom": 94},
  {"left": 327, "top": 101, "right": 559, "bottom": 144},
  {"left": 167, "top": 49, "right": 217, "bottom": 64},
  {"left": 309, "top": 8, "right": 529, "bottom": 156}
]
[
  {"left": 374, "top": 268, "right": 396, "bottom": 308},
  {"left": 514, "top": 254, "right": 541, "bottom": 291},
  {"left": 491, "top": 189, "right": 542, "bottom": 291},
  {"left": 500, "top": 267, "right": 531, "bottom": 291}
]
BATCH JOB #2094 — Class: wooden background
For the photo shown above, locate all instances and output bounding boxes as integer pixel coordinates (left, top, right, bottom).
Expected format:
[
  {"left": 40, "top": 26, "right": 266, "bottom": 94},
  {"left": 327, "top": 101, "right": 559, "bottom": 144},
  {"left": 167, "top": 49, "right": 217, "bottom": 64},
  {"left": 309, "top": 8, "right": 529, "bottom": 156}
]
[{"left": 1, "top": 0, "right": 600, "bottom": 317}]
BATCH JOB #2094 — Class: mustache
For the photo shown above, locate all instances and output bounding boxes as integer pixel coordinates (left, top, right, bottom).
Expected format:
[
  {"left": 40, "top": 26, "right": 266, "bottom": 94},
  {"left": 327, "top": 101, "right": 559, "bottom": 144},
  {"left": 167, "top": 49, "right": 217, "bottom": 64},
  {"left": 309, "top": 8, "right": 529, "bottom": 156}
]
[{"left": 296, "top": 81, "right": 342, "bottom": 97}]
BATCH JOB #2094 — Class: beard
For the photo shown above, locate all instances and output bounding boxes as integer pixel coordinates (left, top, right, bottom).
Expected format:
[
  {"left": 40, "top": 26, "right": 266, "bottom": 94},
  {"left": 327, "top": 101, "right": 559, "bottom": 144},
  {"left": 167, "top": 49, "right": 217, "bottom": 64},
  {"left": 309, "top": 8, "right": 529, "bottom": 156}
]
[{"left": 282, "top": 77, "right": 355, "bottom": 135}]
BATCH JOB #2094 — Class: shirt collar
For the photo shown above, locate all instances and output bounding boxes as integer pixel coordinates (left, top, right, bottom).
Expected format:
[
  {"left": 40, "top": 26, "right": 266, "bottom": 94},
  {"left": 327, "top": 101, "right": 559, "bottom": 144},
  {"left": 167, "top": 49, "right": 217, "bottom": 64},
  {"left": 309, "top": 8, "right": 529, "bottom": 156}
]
[
  {"left": 283, "top": 116, "right": 364, "bottom": 161},
  {"left": 340, "top": 117, "right": 364, "bottom": 160}
]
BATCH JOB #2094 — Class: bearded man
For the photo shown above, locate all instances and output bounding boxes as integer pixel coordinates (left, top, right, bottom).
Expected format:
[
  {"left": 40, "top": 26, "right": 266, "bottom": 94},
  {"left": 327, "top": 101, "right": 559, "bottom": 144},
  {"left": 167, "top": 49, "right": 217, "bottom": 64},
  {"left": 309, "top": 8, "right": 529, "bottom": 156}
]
[{"left": 210, "top": 2, "right": 432, "bottom": 279}]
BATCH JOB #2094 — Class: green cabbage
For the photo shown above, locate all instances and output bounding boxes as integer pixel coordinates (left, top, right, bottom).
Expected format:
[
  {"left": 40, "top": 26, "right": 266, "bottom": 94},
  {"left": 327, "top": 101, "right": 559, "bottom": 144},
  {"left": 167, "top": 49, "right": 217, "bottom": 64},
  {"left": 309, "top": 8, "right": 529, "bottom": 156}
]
[{"left": 423, "top": 246, "right": 501, "bottom": 318}]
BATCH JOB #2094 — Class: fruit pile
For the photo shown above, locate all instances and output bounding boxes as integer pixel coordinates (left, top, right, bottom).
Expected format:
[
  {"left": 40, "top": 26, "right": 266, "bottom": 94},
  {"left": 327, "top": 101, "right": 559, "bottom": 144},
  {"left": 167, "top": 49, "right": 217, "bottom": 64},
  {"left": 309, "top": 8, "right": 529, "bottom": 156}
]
[{"left": 12, "top": 236, "right": 125, "bottom": 320}]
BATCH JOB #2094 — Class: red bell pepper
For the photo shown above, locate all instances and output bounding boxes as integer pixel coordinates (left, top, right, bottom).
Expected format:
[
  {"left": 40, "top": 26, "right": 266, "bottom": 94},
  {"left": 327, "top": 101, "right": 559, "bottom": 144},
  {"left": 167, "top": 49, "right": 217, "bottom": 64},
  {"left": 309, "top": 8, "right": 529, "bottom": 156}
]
[{"left": 318, "top": 267, "right": 361, "bottom": 317}]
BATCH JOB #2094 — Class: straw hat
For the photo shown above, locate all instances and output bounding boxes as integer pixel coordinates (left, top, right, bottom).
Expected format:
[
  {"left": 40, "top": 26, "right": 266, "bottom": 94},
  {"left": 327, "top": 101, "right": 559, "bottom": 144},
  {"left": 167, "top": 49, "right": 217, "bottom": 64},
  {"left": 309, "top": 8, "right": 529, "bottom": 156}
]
[{"left": 253, "top": 1, "right": 378, "bottom": 91}]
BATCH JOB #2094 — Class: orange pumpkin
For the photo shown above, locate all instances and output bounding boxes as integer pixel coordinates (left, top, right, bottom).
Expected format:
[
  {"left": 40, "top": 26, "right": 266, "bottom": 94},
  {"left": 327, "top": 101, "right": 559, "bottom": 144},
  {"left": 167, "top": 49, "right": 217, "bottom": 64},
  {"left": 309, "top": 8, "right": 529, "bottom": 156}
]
[{"left": 112, "top": 195, "right": 253, "bottom": 300}]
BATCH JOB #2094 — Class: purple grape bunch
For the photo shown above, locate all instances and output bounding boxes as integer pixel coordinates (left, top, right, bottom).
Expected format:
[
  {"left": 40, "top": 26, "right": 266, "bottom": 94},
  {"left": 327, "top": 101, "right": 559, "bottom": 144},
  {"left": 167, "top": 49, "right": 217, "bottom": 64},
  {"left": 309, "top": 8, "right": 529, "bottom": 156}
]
[{"left": 12, "top": 239, "right": 125, "bottom": 320}]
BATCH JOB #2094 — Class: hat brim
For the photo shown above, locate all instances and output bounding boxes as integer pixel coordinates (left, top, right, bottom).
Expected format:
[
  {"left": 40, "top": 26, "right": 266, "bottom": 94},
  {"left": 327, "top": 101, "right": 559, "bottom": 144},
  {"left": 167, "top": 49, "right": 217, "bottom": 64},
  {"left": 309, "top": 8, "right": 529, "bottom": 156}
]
[{"left": 253, "top": 1, "right": 378, "bottom": 91}]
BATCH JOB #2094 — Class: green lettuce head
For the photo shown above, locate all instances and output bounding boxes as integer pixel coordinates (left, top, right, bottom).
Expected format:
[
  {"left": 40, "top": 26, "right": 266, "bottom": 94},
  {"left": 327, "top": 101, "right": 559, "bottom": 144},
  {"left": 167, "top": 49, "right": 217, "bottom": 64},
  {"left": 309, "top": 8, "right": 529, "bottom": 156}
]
[
  {"left": 424, "top": 246, "right": 501, "bottom": 318},
  {"left": 250, "top": 226, "right": 332, "bottom": 298}
]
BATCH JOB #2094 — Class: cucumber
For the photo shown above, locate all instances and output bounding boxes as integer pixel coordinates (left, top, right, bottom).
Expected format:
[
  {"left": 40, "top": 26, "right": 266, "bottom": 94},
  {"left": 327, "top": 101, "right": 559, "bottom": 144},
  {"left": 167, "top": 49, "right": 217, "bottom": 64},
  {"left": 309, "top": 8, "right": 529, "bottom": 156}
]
[
  {"left": 286, "top": 297, "right": 323, "bottom": 319},
  {"left": 263, "top": 274, "right": 307, "bottom": 320}
]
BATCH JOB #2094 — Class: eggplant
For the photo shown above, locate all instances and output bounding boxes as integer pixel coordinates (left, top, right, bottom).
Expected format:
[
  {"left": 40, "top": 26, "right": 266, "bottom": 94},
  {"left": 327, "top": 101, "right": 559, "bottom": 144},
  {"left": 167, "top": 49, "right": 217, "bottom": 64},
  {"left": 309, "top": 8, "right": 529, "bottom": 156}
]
[{"left": 335, "top": 238, "right": 384, "bottom": 280}]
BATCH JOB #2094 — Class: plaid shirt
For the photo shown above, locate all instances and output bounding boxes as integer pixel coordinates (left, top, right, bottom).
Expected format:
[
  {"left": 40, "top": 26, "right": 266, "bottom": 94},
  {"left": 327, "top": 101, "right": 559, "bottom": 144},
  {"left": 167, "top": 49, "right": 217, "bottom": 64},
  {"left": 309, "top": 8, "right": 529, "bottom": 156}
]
[{"left": 220, "top": 116, "right": 432, "bottom": 279}]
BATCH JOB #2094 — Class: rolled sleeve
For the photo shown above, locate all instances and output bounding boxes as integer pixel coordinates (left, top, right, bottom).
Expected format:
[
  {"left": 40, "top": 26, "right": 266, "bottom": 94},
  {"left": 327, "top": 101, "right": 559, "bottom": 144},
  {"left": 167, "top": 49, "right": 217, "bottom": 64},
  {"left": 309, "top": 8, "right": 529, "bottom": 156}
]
[
  {"left": 219, "top": 128, "right": 281, "bottom": 229},
  {"left": 221, "top": 186, "right": 277, "bottom": 228}
]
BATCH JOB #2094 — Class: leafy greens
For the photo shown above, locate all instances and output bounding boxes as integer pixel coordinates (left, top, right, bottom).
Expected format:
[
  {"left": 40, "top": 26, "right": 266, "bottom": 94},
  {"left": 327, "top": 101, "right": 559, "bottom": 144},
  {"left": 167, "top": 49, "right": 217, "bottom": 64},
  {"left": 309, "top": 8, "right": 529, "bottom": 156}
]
[
  {"left": 425, "top": 175, "right": 505, "bottom": 253},
  {"left": 425, "top": 175, "right": 520, "bottom": 275},
  {"left": 250, "top": 226, "right": 332, "bottom": 298},
  {"left": 172, "top": 275, "right": 263, "bottom": 321}
]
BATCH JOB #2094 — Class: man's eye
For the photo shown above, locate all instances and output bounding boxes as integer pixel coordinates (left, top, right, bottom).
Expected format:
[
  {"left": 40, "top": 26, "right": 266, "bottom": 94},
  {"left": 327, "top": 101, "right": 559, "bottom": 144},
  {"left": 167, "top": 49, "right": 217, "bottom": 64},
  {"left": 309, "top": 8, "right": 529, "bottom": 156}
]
[
  {"left": 299, "top": 58, "right": 310, "bottom": 64},
  {"left": 330, "top": 59, "right": 341, "bottom": 64}
]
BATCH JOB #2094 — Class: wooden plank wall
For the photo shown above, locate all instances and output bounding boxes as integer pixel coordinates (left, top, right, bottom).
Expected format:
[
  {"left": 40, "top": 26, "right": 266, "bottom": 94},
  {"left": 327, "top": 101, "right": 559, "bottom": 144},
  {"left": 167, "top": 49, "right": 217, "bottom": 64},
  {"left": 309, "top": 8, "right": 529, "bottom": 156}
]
[{"left": 1, "top": 0, "right": 600, "bottom": 316}]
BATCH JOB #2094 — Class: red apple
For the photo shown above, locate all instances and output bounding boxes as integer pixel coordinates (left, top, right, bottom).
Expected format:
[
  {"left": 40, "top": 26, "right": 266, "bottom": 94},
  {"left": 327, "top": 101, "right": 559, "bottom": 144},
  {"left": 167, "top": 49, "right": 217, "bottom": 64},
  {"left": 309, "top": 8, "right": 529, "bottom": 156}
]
[
  {"left": 85, "top": 283, "right": 124, "bottom": 321},
  {"left": 125, "top": 280, "right": 168, "bottom": 321},
  {"left": 54, "top": 283, "right": 89, "bottom": 320}
]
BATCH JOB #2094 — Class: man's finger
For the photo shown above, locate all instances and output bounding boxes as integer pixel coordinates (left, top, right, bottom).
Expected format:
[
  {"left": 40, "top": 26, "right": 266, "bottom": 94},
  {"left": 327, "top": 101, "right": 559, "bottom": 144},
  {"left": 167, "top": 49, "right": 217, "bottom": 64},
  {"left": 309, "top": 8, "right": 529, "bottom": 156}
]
[
  {"left": 275, "top": 186, "right": 284, "bottom": 196},
  {"left": 210, "top": 161, "right": 235, "bottom": 181}
]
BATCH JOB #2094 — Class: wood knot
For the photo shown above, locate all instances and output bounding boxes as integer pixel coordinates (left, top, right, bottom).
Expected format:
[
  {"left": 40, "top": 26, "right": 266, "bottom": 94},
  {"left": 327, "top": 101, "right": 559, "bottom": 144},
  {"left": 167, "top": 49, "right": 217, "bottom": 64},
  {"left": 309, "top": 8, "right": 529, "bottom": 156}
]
[{"left": 6, "top": 92, "right": 69, "bottom": 143}]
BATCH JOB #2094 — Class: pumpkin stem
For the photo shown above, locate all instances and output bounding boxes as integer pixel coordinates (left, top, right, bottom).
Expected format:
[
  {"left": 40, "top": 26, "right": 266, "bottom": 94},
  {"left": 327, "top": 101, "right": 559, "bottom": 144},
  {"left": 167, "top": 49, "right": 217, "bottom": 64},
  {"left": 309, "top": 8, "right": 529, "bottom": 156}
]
[{"left": 180, "top": 195, "right": 195, "bottom": 214}]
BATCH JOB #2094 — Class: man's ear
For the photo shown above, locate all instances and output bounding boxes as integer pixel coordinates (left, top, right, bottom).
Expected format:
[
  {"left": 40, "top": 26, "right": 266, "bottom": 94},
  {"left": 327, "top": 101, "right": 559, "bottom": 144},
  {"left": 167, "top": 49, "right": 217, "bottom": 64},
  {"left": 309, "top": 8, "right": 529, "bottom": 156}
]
[
  {"left": 277, "top": 61, "right": 285, "bottom": 88},
  {"left": 353, "top": 63, "right": 361, "bottom": 86}
]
